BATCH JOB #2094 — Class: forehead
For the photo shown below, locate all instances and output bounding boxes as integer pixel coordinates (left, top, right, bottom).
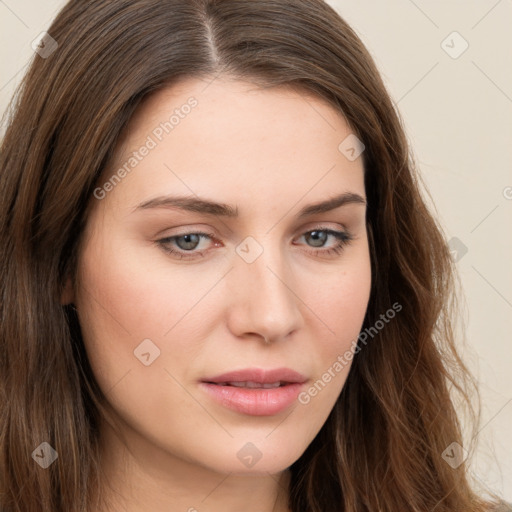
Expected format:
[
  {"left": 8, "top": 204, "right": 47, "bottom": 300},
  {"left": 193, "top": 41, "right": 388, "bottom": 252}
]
[{"left": 101, "top": 76, "right": 365, "bottom": 215}]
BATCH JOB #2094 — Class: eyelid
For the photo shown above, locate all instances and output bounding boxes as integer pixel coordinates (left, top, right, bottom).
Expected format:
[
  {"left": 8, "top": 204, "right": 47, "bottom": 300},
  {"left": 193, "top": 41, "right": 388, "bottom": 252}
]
[{"left": 157, "top": 220, "right": 348, "bottom": 239}]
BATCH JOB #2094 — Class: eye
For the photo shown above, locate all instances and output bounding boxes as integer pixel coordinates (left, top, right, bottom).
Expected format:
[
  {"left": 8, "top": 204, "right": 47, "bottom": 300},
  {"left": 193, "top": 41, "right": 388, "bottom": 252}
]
[
  {"left": 294, "top": 227, "right": 354, "bottom": 257},
  {"left": 156, "top": 226, "right": 354, "bottom": 260},
  {"left": 157, "top": 231, "right": 217, "bottom": 259}
]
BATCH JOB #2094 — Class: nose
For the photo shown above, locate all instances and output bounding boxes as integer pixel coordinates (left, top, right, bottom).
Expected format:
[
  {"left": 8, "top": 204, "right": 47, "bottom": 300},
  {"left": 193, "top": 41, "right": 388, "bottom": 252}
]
[{"left": 225, "top": 240, "right": 304, "bottom": 344}]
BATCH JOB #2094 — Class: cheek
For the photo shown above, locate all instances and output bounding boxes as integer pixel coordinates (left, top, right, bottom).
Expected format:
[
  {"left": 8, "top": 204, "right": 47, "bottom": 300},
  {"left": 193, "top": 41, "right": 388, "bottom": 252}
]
[
  {"left": 74, "top": 231, "right": 227, "bottom": 390},
  {"left": 77, "top": 232, "right": 213, "bottom": 339},
  {"left": 298, "top": 250, "right": 371, "bottom": 408},
  {"left": 311, "top": 243, "right": 372, "bottom": 344}
]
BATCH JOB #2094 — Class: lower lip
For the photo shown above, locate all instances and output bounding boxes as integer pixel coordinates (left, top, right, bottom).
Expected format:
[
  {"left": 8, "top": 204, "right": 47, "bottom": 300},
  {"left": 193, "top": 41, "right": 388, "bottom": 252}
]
[{"left": 199, "top": 382, "right": 305, "bottom": 416}]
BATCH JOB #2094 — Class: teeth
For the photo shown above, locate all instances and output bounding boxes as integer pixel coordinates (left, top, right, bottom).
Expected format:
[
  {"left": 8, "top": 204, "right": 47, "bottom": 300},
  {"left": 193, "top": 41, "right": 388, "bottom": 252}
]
[{"left": 224, "top": 381, "right": 282, "bottom": 389}]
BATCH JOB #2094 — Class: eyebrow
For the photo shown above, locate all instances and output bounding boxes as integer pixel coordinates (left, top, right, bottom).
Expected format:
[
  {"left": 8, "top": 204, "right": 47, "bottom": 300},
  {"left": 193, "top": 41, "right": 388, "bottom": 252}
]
[{"left": 134, "top": 191, "right": 366, "bottom": 218}]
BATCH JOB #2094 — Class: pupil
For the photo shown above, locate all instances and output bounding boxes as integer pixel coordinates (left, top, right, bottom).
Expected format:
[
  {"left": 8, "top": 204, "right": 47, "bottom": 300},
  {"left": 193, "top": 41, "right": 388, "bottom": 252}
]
[
  {"left": 177, "top": 234, "right": 200, "bottom": 250},
  {"left": 307, "top": 230, "right": 327, "bottom": 247}
]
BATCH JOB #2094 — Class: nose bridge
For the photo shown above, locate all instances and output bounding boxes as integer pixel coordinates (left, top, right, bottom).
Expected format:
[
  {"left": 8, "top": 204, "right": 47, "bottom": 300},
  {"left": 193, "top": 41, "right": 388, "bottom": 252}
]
[{"left": 227, "top": 235, "right": 303, "bottom": 341}]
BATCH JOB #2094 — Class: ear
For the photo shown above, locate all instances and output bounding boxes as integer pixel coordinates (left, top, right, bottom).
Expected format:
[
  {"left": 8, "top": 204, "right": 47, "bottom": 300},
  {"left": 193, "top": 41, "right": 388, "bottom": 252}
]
[{"left": 60, "top": 276, "right": 75, "bottom": 305}]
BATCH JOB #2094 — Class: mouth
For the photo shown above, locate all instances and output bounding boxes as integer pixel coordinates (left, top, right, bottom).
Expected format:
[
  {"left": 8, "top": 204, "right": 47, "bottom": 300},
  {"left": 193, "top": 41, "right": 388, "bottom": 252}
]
[{"left": 199, "top": 368, "right": 307, "bottom": 416}]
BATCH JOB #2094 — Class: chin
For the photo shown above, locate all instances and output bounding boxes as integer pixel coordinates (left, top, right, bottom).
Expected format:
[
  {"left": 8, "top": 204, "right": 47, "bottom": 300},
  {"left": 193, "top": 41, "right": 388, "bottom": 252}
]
[{"left": 186, "top": 432, "right": 309, "bottom": 477}]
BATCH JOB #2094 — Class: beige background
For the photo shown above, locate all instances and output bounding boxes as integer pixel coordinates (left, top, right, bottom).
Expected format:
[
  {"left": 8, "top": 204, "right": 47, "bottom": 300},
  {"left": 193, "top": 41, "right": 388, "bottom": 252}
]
[{"left": 1, "top": 0, "right": 511, "bottom": 502}]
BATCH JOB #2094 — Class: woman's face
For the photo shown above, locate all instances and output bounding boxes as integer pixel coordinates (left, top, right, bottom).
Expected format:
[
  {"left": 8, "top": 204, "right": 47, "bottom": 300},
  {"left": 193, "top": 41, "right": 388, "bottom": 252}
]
[{"left": 72, "top": 77, "right": 371, "bottom": 476}]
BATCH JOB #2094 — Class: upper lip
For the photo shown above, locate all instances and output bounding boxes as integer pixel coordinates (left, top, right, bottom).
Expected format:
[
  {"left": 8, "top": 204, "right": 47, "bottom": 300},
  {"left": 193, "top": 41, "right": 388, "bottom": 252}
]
[{"left": 202, "top": 367, "right": 307, "bottom": 385}]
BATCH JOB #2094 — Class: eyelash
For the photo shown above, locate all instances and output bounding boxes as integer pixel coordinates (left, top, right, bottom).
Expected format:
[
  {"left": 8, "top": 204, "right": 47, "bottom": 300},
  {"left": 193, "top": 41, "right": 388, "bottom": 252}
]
[{"left": 156, "top": 226, "right": 354, "bottom": 260}]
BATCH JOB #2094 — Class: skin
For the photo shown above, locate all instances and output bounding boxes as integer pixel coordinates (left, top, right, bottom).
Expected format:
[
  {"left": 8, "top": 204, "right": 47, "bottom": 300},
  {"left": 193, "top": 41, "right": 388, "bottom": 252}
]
[{"left": 63, "top": 76, "right": 372, "bottom": 512}]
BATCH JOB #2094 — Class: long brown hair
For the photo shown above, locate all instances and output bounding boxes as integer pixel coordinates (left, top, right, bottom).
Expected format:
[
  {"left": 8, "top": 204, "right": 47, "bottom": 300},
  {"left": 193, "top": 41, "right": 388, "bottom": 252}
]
[{"left": 0, "top": 1, "right": 504, "bottom": 511}]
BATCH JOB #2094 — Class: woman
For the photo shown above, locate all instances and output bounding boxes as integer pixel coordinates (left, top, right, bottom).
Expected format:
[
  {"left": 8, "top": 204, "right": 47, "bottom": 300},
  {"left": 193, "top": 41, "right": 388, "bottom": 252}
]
[{"left": 0, "top": 0, "right": 509, "bottom": 511}]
